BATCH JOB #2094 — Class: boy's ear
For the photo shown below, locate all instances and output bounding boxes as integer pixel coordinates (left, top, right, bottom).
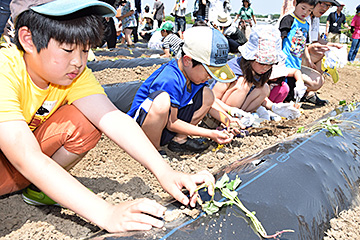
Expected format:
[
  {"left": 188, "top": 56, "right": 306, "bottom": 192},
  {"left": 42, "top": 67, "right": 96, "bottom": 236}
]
[
  {"left": 18, "top": 26, "right": 36, "bottom": 53},
  {"left": 182, "top": 55, "right": 193, "bottom": 67}
]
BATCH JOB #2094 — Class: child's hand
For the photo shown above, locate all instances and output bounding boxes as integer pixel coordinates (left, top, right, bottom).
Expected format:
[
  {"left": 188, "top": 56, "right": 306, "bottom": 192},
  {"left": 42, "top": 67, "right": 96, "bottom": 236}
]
[
  {"left": 157, "top": 169, "right": 215, "bottom": 208},
  {"left": 210, "top": 129, "right": 233, "bottom": 144},
  {"left": 104, "top": 198, "right": 166, "bottom": 232}
]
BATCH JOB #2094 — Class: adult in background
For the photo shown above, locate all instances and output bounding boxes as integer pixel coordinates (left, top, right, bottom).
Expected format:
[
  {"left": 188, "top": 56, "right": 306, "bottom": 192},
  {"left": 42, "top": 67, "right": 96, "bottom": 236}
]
[
  {"left": 325, "top": 1, "right": 350, "bottom": 43},
  {"left": 153, "top": 0, "right": 165, "bottom": 28},
  {"left": 172, "top": 0, "right": 187, "bottom": 39},
  {"left": 233, "top": 0, "right": 256, "bottom": 41},
  {"left": 304, "top": 0, "right": 342, "bottom": 75},
  {"left": 139, "top": 13, "right": 157, "bottom": 41},
  {"left": 131, "top": 0, "right": 141, "bottom": 43},
  {"left": 193, "top": 0, "right": 208, "bottom": 23},
  {"left": 213, "top": 12, "right": 247, "bottom": 53},
  {"left": 100, "top": 0, "right": 119, "bottom": 48},
  {"left": 118, "top": 0, "right": 137, "bottom": 47},
  {"left": 348, "top": 5, "right": 360, "bottom": 63},
  {"left": 0, "top": 0, "right": 11, "bottom": 36}
]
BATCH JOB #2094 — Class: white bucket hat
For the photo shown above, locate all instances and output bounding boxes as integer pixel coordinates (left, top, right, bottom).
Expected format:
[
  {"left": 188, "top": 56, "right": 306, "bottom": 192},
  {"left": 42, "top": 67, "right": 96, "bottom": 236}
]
[{"left": 238, "top": 25, "right": 287, "bottom": 65}]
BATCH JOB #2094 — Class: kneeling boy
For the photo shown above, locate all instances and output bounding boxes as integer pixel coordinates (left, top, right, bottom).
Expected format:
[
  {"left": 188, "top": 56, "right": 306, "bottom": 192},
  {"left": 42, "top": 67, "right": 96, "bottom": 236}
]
[{"left": 128, "top": 26, "right": 236, "bottom": 153}]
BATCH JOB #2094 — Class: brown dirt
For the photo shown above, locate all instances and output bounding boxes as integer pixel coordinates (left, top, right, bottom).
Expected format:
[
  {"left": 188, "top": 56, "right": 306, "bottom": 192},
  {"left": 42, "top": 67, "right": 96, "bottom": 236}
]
[{"left": 1, "top": 61, "right": 360, "bottom": 240}]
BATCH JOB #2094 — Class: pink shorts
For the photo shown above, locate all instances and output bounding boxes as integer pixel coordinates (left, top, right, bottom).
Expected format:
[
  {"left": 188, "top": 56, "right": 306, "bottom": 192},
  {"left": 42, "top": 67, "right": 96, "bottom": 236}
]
[
  {"left": 269, "top": 82, "right": 290, "bottom": 103},
  {"left": 0, "top": 104, "right": 101, "bottom": 196}
]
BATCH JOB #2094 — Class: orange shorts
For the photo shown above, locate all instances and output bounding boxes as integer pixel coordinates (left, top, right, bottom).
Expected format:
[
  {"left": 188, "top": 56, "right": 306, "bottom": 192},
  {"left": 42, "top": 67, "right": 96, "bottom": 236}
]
[{"left": 0, "top": 104, "right": 101, "bottom": 196}]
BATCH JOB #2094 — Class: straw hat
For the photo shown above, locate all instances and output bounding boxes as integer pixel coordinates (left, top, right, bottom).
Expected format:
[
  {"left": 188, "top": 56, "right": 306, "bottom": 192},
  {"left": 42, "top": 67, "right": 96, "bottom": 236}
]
[{"left": 216, "top": 12, "right": 232, "bottom": 27}]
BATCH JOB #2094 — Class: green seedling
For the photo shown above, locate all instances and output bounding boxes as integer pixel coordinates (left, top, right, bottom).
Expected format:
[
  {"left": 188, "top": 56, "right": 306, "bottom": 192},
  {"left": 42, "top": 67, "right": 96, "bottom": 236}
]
[
  {"left": 339, "top": 100, "right": 358, "bottom": 112},
  {"left": 297, "top": 126, "right": 305, "bottom": 133},
  {"left": 298, "top": 116, "right": 360, "bottom": 137},
  {"left": 195, "top": 173, "right": 294, "bottom": 239}
]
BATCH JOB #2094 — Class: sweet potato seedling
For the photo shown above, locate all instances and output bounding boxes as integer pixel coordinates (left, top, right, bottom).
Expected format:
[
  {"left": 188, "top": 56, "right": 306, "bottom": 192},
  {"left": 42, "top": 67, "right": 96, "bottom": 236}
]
[{"left": 195, "top": 173, "right": 294, "bottom": 239}]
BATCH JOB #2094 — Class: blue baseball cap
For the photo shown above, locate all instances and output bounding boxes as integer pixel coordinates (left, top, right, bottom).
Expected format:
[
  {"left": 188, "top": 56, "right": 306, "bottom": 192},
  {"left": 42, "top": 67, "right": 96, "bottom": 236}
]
[
  {"left": 182, "top": 26, "right": 236, "bottom": 83},
  {"left": 11, "top": 0, "right": 116, "bottom": 22}
]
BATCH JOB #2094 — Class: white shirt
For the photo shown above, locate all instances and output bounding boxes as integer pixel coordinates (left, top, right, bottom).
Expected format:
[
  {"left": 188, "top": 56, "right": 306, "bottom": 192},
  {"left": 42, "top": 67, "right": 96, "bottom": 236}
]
[{"left": 306, "top": 15, "right": 320, "bottom": 43}]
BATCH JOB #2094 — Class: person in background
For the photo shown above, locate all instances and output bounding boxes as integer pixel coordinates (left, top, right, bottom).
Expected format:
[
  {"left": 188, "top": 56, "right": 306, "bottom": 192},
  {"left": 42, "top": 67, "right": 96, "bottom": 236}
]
[
  {"left": 279, "top": 0, "right": 317, "bottom": 104},
  {"left": 304, "top": 0, "right": 342, "bottom": 81},
  {"left": 172, "top": 0, "right": 187, "bottom": 39},
  {"left": 0, "top": 0, "right": 11, "bottom": 36},
  {"left": 325, "top": 1, "right": 350, "bottom": 43},
  {"left": 153, "top": 0, "right": 165, "bottom": 28},
  {"left": 128, "top": 27, "right": 236, "bottom": 154},
  {"left": 140, "top": 3, "right": 151, "bottom": 23},
  {"left": 139, "top": 13, "right": 157, "bottom": 41},
  {"left": 2, "top": 0, "right": 215, "bottom": 233},
  {"left": 348, "top": 5, "right": 360, "bottom": 63},
  {"left": 193, "top": 0, "right": 208, "bottom": 23},
  {"left": 233, "top": 0, "right": 256, "bottom": 40},
  {"left": 211, "top": 26, "right": 301, "bottom": 123},
  {"left": 212, "top": 12, "right": 247, "bottom": 53},
  {"left": 131, "top": 0, "right": 141, "bottom": 43},
  {"left": 159, "top": 21, "right": 183, "bottom": 58},
  {"left": 117, "top": 0, "right": 137, "bottom": 47}
]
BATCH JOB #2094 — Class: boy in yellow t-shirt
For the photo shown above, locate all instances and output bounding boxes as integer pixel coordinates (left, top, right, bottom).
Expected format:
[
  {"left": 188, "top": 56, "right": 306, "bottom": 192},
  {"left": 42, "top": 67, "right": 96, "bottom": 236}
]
[{"left": 0, "top": 0, "right": 214, "bottom": 233}]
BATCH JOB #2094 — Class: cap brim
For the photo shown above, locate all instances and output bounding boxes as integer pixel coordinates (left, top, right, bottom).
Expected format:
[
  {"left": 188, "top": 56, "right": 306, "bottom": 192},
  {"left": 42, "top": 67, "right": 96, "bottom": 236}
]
[
  {"left": 31, "top": 0, "right": 116, "bottom": 18},
  {"left": 203, "top": 64, "right": 237, "bottom": 83}
]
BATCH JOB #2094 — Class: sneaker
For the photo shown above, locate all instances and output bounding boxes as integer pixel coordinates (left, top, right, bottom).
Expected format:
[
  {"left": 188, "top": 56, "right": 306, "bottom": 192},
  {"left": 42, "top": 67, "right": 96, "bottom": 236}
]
[
  {"left": 301, "top": 93, "right": 329, "bottom": 106},
  {"left": 322, "top": 58, "right": 339, "bottom": 83},
  {"left": 22, "top": 185, "right": 60, "bottom": 206},
  {"left": 167, "top": 137, "right": 209, "bottom": 153}
]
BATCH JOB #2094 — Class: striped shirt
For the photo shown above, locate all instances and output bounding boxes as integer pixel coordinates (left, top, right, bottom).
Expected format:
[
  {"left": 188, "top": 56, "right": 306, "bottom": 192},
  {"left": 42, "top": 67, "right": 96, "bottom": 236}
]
[{"left": 162, "top": 33, "right": 183, "bottom": 56}]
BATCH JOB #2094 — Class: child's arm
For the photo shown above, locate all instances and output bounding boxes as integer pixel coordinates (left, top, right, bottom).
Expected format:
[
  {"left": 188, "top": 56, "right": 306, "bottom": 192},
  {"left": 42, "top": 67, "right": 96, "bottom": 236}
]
[
  {"left": 166, "top": 104, "right": 233, "bottom": 144},
  {"left": 73, "top": 94, "right": 215, "bottom": 206},
  {"left": 161, "top": 48, "right": 171, "bottom": 58},
  {"left": 288, "top": 68, "right": 307, "bottom": 99},
  {"left": 0, "top": 120, "right": 167, "bottom": 232}
]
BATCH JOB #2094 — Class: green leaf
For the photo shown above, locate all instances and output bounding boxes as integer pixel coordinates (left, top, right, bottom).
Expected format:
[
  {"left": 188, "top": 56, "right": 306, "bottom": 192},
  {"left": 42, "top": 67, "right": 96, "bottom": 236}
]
[
  {"left": 221, "top": 188, "right": 238, "bottom": 201},
  {"left": 297, "top": 126, "right": 305, "bottom": 133},
  {"left": 339, "top": 100, "right": 346, "bottom": 106},
  {"left": 202, "top": 201, "right": 220, "bottom": 215},
  {"left": 226, "top": 176, "right": 242, "bottom": 191},
  {"left": 215, "top": 173, "right": 230, "bottom": 189}
]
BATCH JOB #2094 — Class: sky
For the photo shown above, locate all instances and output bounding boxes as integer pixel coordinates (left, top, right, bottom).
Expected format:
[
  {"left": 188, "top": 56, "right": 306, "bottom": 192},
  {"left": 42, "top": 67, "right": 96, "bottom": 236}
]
[{"left": 140, "top": 0, "right": 359, "bottom": 17}]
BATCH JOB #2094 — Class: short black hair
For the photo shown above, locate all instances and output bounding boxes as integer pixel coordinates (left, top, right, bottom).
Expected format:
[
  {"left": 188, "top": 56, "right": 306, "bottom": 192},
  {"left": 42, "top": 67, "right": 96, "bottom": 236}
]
[
  {"left": 296, "top": 0, "right": 316, "bottom": 6},
  {"left": 181, "top": 50, "right": 202, "bottom": 67},
  {"left": 14, "top": 10, "right": 103, "bottom": 53}
]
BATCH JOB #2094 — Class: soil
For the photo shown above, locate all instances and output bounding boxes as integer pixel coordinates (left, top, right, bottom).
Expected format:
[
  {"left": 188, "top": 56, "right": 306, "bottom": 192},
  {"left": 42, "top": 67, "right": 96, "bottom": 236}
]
[{"left": 1, "top": 59, "right": 360, "bottom": 240}]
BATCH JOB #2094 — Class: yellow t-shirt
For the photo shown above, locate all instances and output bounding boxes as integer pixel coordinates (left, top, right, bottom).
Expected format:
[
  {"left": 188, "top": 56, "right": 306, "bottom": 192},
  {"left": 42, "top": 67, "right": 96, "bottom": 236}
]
[{"left": 0, "top": 47, "right": 106, "bottom": 131}]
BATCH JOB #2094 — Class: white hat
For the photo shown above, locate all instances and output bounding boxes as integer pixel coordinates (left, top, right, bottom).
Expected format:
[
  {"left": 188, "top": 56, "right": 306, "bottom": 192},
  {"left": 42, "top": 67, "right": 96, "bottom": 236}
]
[
  {"left": 238, "top": 25, "right": 286, "bottom": 65},
  {"left": 183, "top": 26, "right": 236, "bottom": 82},
  {"left": 216, "top": 12, "right": 232, "bottom": 27},
  {"left": 142, "top": 12, "right": 153, "bottom": 20}
]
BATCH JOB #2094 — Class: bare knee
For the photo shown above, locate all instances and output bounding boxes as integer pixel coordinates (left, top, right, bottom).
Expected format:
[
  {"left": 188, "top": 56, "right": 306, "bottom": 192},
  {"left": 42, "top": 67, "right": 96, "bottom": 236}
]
[
  {"left": 148, "top": 92, "right": 171, "bottom": 117},
  {"left": 203, "top": 87, "right": 215, "bottom": 107}
]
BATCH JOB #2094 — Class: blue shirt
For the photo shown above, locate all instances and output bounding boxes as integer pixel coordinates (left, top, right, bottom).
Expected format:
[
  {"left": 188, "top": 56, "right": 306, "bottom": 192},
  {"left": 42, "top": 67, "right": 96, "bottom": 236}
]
[
  {"left": 127, "top": 59, "right": 206, "bottom": 117},
  {"left": 279, "top": 14, "right": 309, "bottom": 69}
]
